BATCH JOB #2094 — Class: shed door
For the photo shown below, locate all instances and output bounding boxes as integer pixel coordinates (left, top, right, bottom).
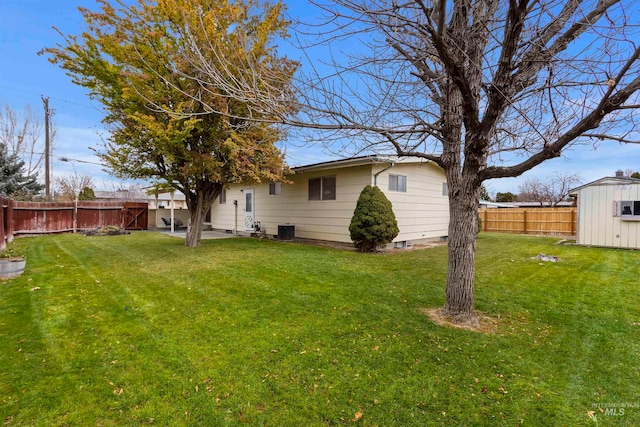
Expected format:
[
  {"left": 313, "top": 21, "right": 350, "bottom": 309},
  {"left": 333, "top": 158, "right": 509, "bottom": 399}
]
[{"left": 244, "top": 189, "right": 254, "bottom": 231}]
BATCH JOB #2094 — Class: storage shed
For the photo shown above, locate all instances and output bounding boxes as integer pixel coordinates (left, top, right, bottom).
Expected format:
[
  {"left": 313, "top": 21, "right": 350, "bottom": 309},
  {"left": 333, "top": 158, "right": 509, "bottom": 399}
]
[{"left": 570, "top": 175, "right": 640, "bottom": 249}]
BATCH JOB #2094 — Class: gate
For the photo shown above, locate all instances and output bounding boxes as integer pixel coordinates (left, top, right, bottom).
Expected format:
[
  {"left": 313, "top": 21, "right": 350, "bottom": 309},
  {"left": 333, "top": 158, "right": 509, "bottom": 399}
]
[{"left": 124, "top": 202, "right": 148, "bottom": 230}]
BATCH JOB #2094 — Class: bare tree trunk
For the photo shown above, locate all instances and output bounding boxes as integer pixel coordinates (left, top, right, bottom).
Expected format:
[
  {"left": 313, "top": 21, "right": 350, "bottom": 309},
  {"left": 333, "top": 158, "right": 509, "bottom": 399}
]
[
  {"left": 444, "top": 179, "right": 480, "bottom": 326},
  {"left": 184, "top": 183, "right": 221, "bottom": 247},
  {"left": 186, "top": 205, "right": 205, "bottom": 247}
]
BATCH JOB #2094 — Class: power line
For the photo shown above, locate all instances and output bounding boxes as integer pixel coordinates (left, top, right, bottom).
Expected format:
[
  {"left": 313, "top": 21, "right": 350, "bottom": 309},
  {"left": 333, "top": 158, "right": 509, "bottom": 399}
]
[
  {"left": 0, "top": 85, "right": 103, "bottom": 113},
  {"left": 57, "top": 155, "right": 103, "bottom": 166},
  {"left": 25, "top": 149, "right": 104, "bottom": 166}
]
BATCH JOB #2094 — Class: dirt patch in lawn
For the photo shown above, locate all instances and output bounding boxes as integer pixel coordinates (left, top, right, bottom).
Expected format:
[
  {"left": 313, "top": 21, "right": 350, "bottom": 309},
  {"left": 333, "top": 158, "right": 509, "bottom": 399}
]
[{"left": 419, "top": 307, "right": 499, "bottom": 334}]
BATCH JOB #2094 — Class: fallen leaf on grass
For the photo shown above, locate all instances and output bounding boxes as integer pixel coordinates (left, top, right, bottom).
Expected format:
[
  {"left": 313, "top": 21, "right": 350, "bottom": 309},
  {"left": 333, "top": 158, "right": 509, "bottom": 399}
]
[
  {"left": 30, "top": 287, "right": 41, "bottom": 292},
  {"left": 352, "top": 409, "right": 363, "bottom": 421},
  {"left": 113, "top": 387, "right": 123, "bottom": 395}
]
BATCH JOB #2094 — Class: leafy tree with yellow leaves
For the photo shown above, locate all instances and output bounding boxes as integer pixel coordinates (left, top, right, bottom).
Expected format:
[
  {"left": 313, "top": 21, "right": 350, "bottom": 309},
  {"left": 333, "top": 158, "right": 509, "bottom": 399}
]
[{"left": 41, "top": 0, "right": 297, "bottom": 246}]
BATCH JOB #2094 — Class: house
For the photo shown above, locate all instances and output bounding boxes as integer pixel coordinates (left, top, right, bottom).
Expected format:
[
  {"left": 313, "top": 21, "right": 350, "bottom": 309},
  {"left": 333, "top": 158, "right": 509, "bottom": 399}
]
[
  {"left": 479, "top": 200, "right": 514, "bottom": 208},
  {"left": 479, "top": 200, "right": 575, "bottom": 208},
  {"left": 207, "top": 156, "right": 449, "bottom": 246},
  {"left": 96, "top": 189, "right": 188, "bottom": 210},
  {"left": 569, "top": 174, "right": 640, "bottom": 249}
]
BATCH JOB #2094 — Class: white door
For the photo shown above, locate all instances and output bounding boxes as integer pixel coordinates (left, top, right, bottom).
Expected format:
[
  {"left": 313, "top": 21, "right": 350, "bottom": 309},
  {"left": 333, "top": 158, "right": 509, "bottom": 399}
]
[{"left": 244, "top": 189, "right": 254, "bottom": 231}]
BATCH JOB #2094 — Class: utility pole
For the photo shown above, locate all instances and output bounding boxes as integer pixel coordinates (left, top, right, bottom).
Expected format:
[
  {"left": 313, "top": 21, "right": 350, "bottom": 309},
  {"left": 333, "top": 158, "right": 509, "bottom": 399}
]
[{"left": 42, "top": 96, "right": 51, "bottom": 200}]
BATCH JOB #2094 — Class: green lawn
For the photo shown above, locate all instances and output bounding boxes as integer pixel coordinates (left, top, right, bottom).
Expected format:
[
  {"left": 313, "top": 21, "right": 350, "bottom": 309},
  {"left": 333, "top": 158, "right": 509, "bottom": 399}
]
[{"left": 1, "top": 232, "right": 639, "bottom": 426}]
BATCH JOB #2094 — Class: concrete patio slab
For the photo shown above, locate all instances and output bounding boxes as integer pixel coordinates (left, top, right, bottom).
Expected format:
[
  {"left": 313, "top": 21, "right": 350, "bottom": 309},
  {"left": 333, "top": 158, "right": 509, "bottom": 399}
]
[{"left": 158, "top": 230, "right": 239, "bottom": 240}]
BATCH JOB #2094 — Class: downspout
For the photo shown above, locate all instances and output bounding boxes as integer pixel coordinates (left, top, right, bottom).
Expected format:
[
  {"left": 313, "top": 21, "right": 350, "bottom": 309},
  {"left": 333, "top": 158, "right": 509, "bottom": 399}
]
[
  {"left": 373, "top": 160, "right": 396, "bottom": 186},
  {"left": 234, "top": 199, "right": 238, "bottom": 235}
]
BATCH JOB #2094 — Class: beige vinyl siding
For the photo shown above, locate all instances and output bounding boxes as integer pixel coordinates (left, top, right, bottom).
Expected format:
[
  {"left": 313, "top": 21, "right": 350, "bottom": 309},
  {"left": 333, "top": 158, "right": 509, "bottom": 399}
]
[
  {"left": 377, "top": 162, "right": 449, "bottom": 242},
  {"left": 209, "top": 160, "right": 450, "bottom": 244},
  {"left": 253, "top": 165, "right": 373, "bottom": 242},
  {"left": 576, "top": 182, "right": 640, "bottom": 249},
  {"left": 209, "top": 165, "right": 373, "bottom": 242},
  {"left": 208, "top": 188, "right": 241, "bottom": 232},
  {"left": 150, "top": 208, "right": 190, "bottom": 229}
]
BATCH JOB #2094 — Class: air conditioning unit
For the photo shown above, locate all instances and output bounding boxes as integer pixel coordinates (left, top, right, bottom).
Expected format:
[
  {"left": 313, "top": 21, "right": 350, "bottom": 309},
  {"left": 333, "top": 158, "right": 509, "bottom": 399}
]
[{"left": 277, "top": 225, "right": 295, "bottom": 241}]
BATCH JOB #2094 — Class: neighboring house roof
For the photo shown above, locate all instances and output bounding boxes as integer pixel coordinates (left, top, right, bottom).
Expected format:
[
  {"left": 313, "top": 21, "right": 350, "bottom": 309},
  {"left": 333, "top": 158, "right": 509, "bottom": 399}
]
[
  {"left": 481, "top": 200, "right": 575, "bottom": 208},
  {"left": 94, "top": 190, "right": 148, "bottom": 201},
  {"left": 480, "top": 200, "right": 514, "bottom": 208},
  {"left": 148, "top": 192, "right": 187, "bottom": 201},
  {"left": 291, "top": 155, "right": 439, "bottom": 173},
  {"left": 569, "top": 176, "right": 640, "bottom": 195},
  {"left": 95, "top": 190, "right": 186, "bottom": 201},
  {"left": 517, "top": 201, "right": 573, "bottom": 208}
]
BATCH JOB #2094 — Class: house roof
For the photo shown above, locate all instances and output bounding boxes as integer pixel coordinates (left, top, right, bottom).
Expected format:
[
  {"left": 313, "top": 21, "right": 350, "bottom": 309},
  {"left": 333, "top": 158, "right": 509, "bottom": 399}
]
[
  {"left": 95, "top": 190, "right": 186, "bottom": 201},
  {"left": 291, "top": 155, "right": 438, "bottom": 173},
  {"left": 480, "top": 200, "right": 516, "bottom": 208},
  {"left": 480, "top": 200, "right": 575, "bottom": 208},
  {"left": 569, "top": 176, "right": 640, "bottom": 195}
]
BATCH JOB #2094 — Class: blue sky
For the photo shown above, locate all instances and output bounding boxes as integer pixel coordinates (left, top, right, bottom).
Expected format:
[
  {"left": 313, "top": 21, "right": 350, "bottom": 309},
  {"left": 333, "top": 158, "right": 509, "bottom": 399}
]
[{"left": 1, "top": 0, "right": 639, "bottom": 195}]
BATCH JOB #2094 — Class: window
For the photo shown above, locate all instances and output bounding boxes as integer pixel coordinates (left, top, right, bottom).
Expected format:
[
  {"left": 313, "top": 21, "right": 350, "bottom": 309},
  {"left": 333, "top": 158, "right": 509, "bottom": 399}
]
[
  {"left": 389, "top": 174, "right": 407, "bottom": 192},
  {"left": 620, "top": 200, "right": 640, "bottom": 218},
  {"left": 269, "top": 182, "right": 281, "bottom": 196},
  {"left": 309, "top": 176, "right": 336, "bottom": 200},
  {"left": 442, "top": 182, "right": 448, "bottom": 196},
  {"left": 219, "top": 188, "right": 227, "bottom": 204}
]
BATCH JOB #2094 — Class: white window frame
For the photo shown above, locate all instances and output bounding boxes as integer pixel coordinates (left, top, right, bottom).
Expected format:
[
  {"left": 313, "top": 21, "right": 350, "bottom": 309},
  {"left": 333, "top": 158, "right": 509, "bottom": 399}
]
[
  {"left": 619, "top": 200, "right": 640, "bottom": 221},
  {"left": 308, "top": 176, "right": 336, "bottom": 201},
  {"left": 389, "top": 174, "right": 407, "bottom": 192},
  {"left": 269, "top": 182, "right": 281, "bottom": 196}
]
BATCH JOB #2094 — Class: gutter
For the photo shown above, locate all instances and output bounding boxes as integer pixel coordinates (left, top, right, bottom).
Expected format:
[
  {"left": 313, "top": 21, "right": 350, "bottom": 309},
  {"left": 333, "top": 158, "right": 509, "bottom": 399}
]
[{"left": 373, "top": 160, "right": 396, "bottom": 186}]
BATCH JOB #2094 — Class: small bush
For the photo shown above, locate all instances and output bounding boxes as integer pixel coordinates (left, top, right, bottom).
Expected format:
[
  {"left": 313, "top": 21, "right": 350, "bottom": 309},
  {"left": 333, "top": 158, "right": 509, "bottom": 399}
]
[
  {"left": 349, "top": 185, "right": 399, "bottom": 252},
  {"left": 0, "top": 241, "right": 25, "bottom": 259},
  {"left": 78, "top": 186, "right": 96, "bottom": 200},
  {"left": 83, "top": 226, "right": 130, "bottom": 236}
]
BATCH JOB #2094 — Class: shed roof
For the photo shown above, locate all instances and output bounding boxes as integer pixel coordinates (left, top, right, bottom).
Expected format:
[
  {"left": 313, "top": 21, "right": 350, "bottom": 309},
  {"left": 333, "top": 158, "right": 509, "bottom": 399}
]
[{"left": 569, "top": 176, "right": 640, "bottom": 195}]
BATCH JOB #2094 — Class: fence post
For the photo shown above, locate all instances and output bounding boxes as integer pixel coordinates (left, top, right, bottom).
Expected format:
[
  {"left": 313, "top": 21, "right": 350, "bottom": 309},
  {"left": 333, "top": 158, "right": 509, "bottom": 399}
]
[
  {"left": 73, "top": 197, "right": 78, "bottom": 233},
  {"left": 0, "top": 196, "right": 5, "bottom": 251},
  {"left": 523, "top": 210, "right": 528, "bottom": 234},
  {"left": 6, "top": 198, "right": 14, "bottom": 243},
  {"left": 571, "top": 209, "right": 576, "bottom": 236}
]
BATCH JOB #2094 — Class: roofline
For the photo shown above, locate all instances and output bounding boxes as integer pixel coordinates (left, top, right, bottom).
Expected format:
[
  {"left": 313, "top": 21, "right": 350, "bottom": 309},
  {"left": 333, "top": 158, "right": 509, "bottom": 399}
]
[
  {"left": 569, "top": 176, "right": 640, "bottom": 194},
  {"left": 479, "top": 200, "right": 515, "bottom": 208},
  {"left": 291, "top": 155, "right": 437, "bottom": 173}
]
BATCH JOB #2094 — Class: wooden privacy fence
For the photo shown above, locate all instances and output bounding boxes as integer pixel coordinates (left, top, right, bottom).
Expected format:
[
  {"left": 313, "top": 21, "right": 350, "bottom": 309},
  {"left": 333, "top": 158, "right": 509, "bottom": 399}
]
[
  {"left": 1, "top": 196, "right": 148, "bottom": 250},
  {"left": 479, "top": 207, "right": 577, "bottom": 236}
]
